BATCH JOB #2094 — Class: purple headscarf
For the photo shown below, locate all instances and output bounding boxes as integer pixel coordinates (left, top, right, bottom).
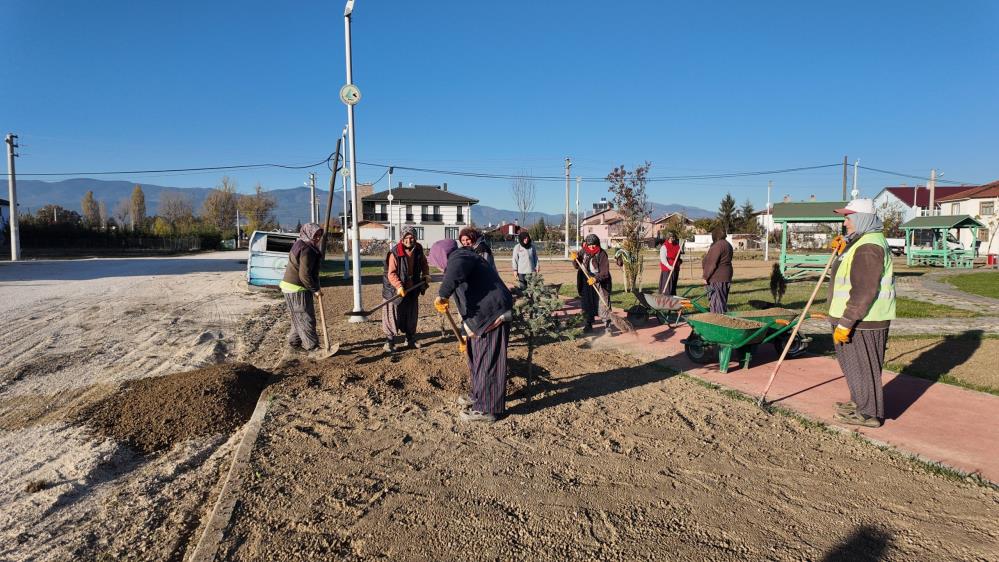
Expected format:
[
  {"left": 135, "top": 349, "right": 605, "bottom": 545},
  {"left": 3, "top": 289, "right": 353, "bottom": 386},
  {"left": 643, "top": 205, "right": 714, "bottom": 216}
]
[
  {"left": 429, "top": 239, "right": 458, "bottom": 272},
  {"left": 299, "top": 222, "right": 323, "bottom": 249}
]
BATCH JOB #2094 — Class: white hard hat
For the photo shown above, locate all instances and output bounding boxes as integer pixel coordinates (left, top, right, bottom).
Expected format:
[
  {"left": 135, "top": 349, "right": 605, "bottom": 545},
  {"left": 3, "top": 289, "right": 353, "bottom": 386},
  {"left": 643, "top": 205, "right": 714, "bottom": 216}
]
[{"left": 834, "top": 198, "right": 875, "bottom": 215}]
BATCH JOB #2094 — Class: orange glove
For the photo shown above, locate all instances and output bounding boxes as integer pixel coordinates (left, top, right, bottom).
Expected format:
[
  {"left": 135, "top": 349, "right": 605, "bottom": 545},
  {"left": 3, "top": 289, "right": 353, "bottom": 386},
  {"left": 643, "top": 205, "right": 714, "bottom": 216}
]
[
  {"left": 396, "top": 286, "right": 406, "bottom": 298},
  {"left": 434, "top": 297, "right": 450, "bottom": 314},
  {"left": 458, "top": 339, "right": 467, "bottom": 353},
  {"left": 587, "top": 276, "right": 597, "bottom": 286},
  {"left": 833, "top": 325, "right": 851, "bottom": 345},
  {"left": 569, "top": 251, "right": 579, "bottom": 262},
  {"left": 830, "top": 235, "right": 847, "bottom": 255}
]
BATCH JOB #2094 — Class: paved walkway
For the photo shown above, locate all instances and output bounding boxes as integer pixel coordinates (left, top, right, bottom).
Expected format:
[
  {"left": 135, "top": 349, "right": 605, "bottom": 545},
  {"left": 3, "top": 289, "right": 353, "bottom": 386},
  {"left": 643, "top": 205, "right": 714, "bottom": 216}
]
[
  {"left": 896, "top": 270, "right": 999, "bottom": 314},
  {"left": 564, "top": 300, "right": 999, "bottom": 483}
]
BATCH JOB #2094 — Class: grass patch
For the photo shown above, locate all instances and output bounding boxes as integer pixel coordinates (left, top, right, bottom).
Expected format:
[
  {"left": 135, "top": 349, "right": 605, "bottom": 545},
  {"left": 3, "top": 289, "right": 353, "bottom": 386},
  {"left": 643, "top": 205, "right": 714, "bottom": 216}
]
[
  {"left": 894, "top": 297, "right": 978, "bottom": 318},
  {"left": 945, "top": 271, "right": 999, "bottom": 299}
]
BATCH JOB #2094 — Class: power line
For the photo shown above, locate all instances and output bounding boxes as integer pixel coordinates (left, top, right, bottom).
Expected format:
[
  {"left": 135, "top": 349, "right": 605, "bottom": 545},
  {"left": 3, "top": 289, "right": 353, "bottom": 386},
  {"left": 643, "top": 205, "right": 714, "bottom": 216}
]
[
  {"left": 856, "top": 165, "right": 975, "bottom": 186},
  {"left": 3, "top": 153, "right": 337, "bottom": 177}
]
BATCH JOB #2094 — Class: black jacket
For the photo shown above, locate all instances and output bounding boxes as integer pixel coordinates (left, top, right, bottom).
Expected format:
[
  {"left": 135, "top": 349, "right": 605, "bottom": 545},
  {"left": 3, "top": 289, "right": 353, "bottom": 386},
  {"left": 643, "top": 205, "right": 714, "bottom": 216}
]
[
  {"left": 382, "top": 242, "right": 427, "bottom": 300},
  {"left": 438, "top": 247, "right": 513, "bottom": 336},
  {"left": 282, "top": 240, "right": 321, "bottom": 292}
]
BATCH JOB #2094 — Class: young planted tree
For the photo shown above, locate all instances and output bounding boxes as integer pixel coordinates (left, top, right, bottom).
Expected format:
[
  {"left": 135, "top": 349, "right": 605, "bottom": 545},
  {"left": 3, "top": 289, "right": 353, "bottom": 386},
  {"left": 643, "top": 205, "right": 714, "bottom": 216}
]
[
  {"left": 717, "top": 193, "right": 737, "bottom": 233},
  {"left": 130, "top": 184, "right": 146, "bottom": 232},
  {"left": 529, "top": 216, "right": 547, "bottom": 242},
  {"left": 877, "top": 200, "right": 905, "bottom": 238},
  {"left": 512, "top": 272, "right": 573, "bottom": 400},
  {"left": 81, "top": 190, "right": 100, "bottom": 228},
  {"left": 769, "top": 263, "right": 787, "bottom": 305},
  {"left": 606, "top": 162, "right": 652, "bottom": 293},
  {"left": 511, "top": 173, "right": 536, "bottom": 228}
]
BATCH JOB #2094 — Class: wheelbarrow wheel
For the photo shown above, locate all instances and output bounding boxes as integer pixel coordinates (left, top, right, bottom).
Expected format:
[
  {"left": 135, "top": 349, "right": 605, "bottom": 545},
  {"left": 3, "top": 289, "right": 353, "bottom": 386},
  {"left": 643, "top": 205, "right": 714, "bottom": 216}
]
[
  {"left": 773, "top": 332, "right": 808, "bottom": 358},
  {"left": 684, "top": 334, "right": 716, "bottom": 364}
]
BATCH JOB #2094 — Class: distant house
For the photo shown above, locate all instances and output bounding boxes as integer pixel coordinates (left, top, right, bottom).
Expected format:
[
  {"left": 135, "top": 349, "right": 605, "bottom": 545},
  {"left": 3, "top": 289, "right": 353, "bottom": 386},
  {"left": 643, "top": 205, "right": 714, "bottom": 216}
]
[
  {"left": 936, "top": 180, "right": 999, "bottom": 256},
  {"left": 356, "top": 183, "right": 478, "bottom": 247},
  {"left": 487, "top": 221, "right": 522, "bottom": 240},
  {"left": 872, "top": 185, "right": 976, "bottom": 223},
  {"left": 580, "top": 208, "right": 656, "bottom": 247},
  {"left": 651, "top": 212, "right": 694, "bottom": 237}
]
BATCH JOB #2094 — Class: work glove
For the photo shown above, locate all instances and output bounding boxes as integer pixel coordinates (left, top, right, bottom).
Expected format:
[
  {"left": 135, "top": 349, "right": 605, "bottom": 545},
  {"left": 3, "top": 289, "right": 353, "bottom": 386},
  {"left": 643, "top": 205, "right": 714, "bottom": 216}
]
[
  {"left": 587, "top": 277, "right": 597, "bottom": 286},
  {"left": 458, "top": 338, "right": 467, "bottom": 354},
  {"left": 422, "top": 275, "right": 431, "bottom": 287},
  {"left": 832, "top": 325, "right": 852, "bottom": 345},
  {"left": 434, "top": 297, "right": 450, "bottom": 314},
  {"left": 396, "top": 286, "right": 406, "bottom": 298},
  {"left": 569, "top": 251, "right": 578, "bottom": 262},
  {"left": 830, "top": 235, "right": 847, "bottom": 255}
]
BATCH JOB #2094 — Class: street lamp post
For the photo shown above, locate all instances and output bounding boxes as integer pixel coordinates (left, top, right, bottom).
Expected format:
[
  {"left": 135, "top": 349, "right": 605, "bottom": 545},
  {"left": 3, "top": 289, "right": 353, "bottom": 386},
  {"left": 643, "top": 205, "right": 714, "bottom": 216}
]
[
  {"left": 340, "top": 126, "right": 350, "bottom": 278},
  {"left": 344, "top": 0, "right": 364, "bottom": 321}
]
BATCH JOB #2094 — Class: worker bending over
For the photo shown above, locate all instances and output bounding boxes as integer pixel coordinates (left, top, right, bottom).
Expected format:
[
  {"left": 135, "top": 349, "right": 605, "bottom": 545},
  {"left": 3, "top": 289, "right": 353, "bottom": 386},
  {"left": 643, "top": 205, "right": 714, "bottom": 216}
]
[
  {"left": 431, "top": 239, "right": 513, "bottom": 423},
  {"left": 829, "top": 198, "right": 896, "bottom": 428},
  {"left": 381, "top": 228, "right": 430, "bottom": 353}
]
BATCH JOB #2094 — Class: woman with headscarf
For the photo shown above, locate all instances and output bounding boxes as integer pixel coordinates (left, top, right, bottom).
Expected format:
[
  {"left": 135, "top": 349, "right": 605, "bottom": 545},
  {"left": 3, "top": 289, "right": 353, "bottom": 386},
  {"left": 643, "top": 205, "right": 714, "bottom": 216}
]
[
  {"left": 459, "top": 227, "right": 496, "bottom": 270},
  {"left": 828, "top": 198, "right": 896, "bottom": 428},
  {"left": 279, "top": 223, "right": 324, "bottom": 353},
  {"left": 574, "top": 234, "right": 612, "bottom": 333},
  {"left": 658, "top": 232, "right": 684, "bottom": 296},
  {"left": 511, "top": 230, "right": 539, "bottom": 290},
  {"left": 381, "top": 228, "right": 430, "bottom": 353},
  {"left": 431, "top": 239, "right": 513, "bottom": 423},
  {"left": 702, "top": 226, "right": 733, "bottom": 313}
]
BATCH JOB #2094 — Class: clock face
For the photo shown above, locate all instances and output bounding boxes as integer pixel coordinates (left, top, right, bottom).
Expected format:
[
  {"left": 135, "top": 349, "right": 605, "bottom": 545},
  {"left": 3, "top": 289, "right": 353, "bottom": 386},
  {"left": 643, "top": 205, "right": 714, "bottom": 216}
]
[{"left": 339, "top": 84, "right": 361, "bottom": 105}]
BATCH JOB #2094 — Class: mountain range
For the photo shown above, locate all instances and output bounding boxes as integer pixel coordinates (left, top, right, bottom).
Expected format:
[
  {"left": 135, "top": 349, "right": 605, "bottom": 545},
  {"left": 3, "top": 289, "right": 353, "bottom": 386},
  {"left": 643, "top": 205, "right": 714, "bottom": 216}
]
[{"left": 9, "top": 178, "right": 715, "bottom": 228}]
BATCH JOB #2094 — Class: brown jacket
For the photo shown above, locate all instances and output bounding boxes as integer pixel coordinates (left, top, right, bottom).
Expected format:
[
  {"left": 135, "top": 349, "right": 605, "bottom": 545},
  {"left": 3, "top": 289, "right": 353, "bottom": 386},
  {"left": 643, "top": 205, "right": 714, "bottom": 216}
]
[
  {"left": 828, "top": 239, "right": 890, "bottom": 330},
  {"left": 702, "top": 239, "right": 733, "bottom": 283}
]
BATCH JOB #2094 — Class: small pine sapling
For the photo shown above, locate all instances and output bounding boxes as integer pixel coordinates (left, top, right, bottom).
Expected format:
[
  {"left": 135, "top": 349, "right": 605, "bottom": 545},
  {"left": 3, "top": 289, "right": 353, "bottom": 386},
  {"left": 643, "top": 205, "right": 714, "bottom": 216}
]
[
  {"left": 770, "top": 263, "right": 787, "bottom": 305},
  {"left": 512, "top": 273, "right": 574, "bottom": 401}
]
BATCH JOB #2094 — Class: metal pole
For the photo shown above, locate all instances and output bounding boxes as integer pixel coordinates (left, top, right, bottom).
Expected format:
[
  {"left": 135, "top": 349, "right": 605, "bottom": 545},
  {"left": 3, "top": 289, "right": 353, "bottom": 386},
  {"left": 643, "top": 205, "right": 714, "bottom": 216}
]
[
  {"left": 309, "top": 173, "right": 317, "bottom": 223},
  {"left": 235, "top": 208, "right": 240, "bottom": 248},
  {"left": 764, "top": 180, "right": 772, "bottom": 261},
  {"left": 851, "top": 159, "right": 859, "bottom": 199},
  {"left": 928, "top": 169, "right": 937, "bottom": 215},
  {"left": 564, "top": 157, "right": 571, "bottom": 257},
  {"left": 5, "top": 134, "right": 20, "bottom": 261},
  {"left": 388, "top": 166, "right": 394, "bottom": 241},
  {"left": 341, "top": 126, "right": 350, "bottom": 278},
  {"left": 575, "top": 176, "right": 581, "bottom": 248},
  {"left": 842, "top": 155, "right": 848, "bottom": 200},
  {"left": 345, "top": 3, "right": 364, "bottom": 320}
]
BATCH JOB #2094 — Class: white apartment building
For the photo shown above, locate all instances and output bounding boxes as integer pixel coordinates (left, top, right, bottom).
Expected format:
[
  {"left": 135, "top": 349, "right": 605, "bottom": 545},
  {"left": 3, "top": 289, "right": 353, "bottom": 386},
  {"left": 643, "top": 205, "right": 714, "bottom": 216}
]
[
  {"left": 936, "top": 181, "right": 999, "bottom": 256},
  {"left": 359, "top": 183, "right": 477, "bottom": 247}
]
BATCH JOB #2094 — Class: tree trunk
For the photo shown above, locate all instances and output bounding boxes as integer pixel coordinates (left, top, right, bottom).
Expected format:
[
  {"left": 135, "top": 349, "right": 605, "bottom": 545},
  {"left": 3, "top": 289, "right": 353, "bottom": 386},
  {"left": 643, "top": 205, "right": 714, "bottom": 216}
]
[{"left": 526, "top": 344, "right": 534, "bottom": 403}]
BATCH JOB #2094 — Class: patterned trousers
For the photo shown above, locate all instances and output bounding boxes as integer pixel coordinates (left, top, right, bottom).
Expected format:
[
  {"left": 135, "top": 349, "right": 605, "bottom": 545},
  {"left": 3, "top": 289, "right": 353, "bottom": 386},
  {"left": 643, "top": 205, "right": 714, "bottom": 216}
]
[
  {"left": 284, "top": 291, "right": 318, "bottom": 350},
  {"left": 834, "top": 326, "right": 889, "bottom": 419},
  {"left": 465, "top": 323, "right": 510, "bottom": 414}
]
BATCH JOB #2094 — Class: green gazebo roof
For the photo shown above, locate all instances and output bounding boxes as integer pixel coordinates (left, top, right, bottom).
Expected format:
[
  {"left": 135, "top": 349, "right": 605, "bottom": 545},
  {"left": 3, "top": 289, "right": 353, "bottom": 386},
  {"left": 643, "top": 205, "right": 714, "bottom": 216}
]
[
  {"left": 899, "top": 215, "right": 984, "bottom": 230},
  {"left": 772, "top": 201, "right": 848, "bottom": 222}
]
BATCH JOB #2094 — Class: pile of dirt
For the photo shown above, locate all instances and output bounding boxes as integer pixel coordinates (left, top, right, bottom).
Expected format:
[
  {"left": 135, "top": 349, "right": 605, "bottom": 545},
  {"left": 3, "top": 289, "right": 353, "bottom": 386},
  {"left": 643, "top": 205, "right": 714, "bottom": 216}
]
[
  {"left": 688, "top": 312, "right": 764, "bottom": 329},
  {"left": 76, "top": 362, "right": 270, "bottom": 454},
  {"left": 734, "top": 307, "right": 800, "bottom": 318}
]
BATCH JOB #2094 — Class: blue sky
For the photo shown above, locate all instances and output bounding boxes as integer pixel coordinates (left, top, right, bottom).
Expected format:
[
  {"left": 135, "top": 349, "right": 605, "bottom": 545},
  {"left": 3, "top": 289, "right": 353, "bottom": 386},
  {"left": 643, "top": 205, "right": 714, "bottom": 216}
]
[{"left": 3, "top": 0, "right": 997, "bottom": 213}]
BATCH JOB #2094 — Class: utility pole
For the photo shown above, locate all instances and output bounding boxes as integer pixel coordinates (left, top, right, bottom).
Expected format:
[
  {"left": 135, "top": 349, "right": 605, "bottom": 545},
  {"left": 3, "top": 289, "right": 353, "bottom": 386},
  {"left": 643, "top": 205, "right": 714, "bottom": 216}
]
[
  {"left": 764, "top": 180, "right": 772, "bottom": 262},
  {"left": 6, "top": 133, "right": 20, "bottom": 261},
  {"left": 842, "top": 155, "right": 848, "bottom": 200},
  {"left": 341, "top": 125, "right": 350, "bottom": 278},
  {"left": 928, "top": 169, "right": 937, "bottom": 215},
  {"left": 851, "top": 159, "right": 860, "bottom": 199},
  {"left": 388, "top": 166, "right": 395, "bottom": 242},
  {"left": 575, "top": 176, "right": 581, "bottom": 248},
  {"left": 235, "top": 208, "right": 240, "bottom": 248},
  {"left": 309, "top": 172, "right": 317, "bottom": 223},
  {"left": 564, "top": 157, "right": 571, "bottom": 258},
  {"left": 344, "top": 0, "right": 364, "bottom": 321}
]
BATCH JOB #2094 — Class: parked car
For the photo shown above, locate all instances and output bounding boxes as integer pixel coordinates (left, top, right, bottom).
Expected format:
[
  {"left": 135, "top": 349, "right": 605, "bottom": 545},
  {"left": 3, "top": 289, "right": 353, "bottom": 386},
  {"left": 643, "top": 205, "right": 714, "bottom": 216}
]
[{"left": 887, "top": 232, "right": 965, "bottom": 256}]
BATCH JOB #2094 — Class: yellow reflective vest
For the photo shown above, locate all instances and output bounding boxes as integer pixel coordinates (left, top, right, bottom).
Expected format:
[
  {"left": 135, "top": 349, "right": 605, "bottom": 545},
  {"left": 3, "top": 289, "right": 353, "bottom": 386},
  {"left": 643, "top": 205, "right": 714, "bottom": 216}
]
[{"left": 828, "top": 232, "right": 896, "bottom": 322}]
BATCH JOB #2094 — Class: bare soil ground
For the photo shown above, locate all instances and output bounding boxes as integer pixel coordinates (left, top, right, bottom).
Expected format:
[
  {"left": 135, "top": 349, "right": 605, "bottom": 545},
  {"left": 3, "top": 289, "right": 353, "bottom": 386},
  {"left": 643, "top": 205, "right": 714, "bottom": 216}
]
[
  {"left": 885, "top": 335, "right": 999, "bottom": 392},
  {"left": 1, "top": 256, "right": 997, "bottom": 561}
]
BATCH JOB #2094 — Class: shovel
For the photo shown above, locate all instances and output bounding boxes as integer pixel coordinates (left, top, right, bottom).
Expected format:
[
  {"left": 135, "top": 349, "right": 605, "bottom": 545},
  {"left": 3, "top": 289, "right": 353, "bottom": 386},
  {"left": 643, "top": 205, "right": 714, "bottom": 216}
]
[
  {"left": 572, "top": 253, "right": 635, "bottom": 334},
  {"left": 314, "top": 292, "right": 340, "bottom": 358},
  {"left": 343, "top": 280, "right": 427, "bottom": 318},
  {"left": 439, "top": 306, "right": 467, "bottom": 353}
]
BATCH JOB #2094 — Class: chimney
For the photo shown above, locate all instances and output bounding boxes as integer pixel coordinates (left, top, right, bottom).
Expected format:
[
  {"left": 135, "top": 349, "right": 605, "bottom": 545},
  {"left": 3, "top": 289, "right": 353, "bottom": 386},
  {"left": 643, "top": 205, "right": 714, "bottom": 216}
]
[
  {"left": 398, "top": 181, "right": 402, "bottom": 188},
  {"left": 443, "top": 182, "right": 448, "bottom": 192},
  {"left": 783, "top": 194, "right": 791, "bottom": 203}
]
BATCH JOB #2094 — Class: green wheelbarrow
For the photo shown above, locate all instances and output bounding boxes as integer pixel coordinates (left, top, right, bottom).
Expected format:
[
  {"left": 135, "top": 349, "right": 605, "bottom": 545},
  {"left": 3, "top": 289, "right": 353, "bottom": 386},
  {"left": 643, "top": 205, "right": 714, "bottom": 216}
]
[{"left": 681, "top": 311, "right": 816, "bottom": 374}]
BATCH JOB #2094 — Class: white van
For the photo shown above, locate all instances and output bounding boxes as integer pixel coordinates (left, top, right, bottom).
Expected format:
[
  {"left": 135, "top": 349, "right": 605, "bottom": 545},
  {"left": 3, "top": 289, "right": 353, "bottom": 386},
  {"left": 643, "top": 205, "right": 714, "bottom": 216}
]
[{"left": 246, "top": 231, "right": 297, "bottom": 288}]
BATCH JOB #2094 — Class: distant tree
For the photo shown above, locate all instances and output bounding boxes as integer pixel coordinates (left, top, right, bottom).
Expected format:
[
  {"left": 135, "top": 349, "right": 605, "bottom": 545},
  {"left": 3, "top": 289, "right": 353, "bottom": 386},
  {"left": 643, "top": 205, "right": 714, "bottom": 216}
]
[
  {"left": 511, "top": 173, "right": 536, "bottom": 228},
  {"left": 202, "top": 176, "right": 238, "bottom": 237},
  {"left": 152, "top": 216, "right": 173, "bottom": 237},
  {"left": 98, "top": 200, "right": 109, "bottom": 230},
  {"left": 529, "top": 216, "right": 547, "bottom": 242},
  {"left": 717, "top": 193, "right": 737, "bottom": 233},
  {"left": 113, "top": 198, "right": 131, "bottom": 230},
  {"left": 130, "top": 184, "right": 146, "bottom": 232},
  {"left": 159, "top": 192, "right": 195, "bottom": 232},
  {"left": 34, "top": 205, "right": 81, "bottom": 225},
  {"left": 607, "top": 162, "right": 652, "bottom": 292},
  {"left": 81, "top": 190, "right": 100, "bottom": 227},
  {"left": 238, "top": 183, "right": 279, "bottom": 235},
  {"left": 877, "top": 200, "right": 905, "bottom": 238},
  {"left": 693, "top": 217, "right": 716, "bottom": 234}
]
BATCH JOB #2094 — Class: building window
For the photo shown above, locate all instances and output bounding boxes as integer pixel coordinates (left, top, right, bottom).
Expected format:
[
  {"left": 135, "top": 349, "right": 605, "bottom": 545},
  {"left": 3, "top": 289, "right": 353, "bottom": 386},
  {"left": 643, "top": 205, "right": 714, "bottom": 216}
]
[
  {"left": 980, "top": 201, "right": 994, "bottom": 216},
  {"left": 413, "top": 227, "right": 425, "bottom": 240},
  {"left": 979, "top": 228, "right": 989, "bottom": 242},
  {"left": 405, "top": 205, "right": 413, "bottom": 222},
  {"left": 445, "top": 227, "right": 459, "bottom": 240},
  {"left": 951, "top": 203, "right": 960, "bottom": 214},
  {"left": 456, "top": 205, "right": 464, "bottom": 224}
]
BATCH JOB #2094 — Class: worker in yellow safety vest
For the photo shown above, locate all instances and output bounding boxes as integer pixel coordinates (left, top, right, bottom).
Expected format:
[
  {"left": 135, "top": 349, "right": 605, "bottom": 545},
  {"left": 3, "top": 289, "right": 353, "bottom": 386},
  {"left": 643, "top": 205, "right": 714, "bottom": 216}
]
[{"left": 828, "top": 198, "right": 896, "bottom": 428}]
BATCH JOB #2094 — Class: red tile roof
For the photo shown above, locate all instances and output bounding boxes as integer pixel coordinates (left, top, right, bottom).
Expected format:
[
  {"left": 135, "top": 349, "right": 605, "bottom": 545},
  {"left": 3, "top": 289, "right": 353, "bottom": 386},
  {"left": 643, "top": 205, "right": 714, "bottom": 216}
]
[
  {"left": 936, "top": 180, "right": 999, "bottom": 202},
  {"left": 884, "top": 185, "right": 978, "bottom": 207}
]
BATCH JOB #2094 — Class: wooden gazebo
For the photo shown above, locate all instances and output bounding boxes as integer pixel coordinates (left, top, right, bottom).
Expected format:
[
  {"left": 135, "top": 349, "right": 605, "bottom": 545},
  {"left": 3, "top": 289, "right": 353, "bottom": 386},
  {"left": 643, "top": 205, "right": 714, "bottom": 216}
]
[
  {"left": 772, "top": 201, "right": 846, "bottom": 279},
  {"left": 900, "top": 215, "right": 983, "bottom": 268}
]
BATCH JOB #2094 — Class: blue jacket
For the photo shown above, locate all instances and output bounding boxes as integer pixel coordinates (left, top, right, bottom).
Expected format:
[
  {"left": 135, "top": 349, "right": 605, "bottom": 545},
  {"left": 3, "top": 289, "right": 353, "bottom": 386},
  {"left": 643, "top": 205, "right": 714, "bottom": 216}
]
[{"left": 438, "top": 247, "right": 513, "bottom": 336}]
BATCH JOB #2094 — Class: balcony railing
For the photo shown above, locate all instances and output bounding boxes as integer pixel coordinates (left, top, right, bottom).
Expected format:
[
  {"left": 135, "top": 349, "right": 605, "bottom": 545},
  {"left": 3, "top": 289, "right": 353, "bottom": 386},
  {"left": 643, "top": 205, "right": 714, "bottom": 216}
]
[
  {"left": 364, "top": 212, "right": 388, "bottom": 221},
  {"left": 405, "top": 213, "right": 414, "bottom": 222},
  {"left": 421, "top": 214, "right": 443, "bottom": 222}
]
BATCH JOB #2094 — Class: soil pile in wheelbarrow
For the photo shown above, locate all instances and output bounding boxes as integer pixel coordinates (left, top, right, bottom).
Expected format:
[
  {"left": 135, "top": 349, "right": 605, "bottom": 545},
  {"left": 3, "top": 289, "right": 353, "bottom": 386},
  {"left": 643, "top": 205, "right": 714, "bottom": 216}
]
[
  {"left": 688, "top": 313, "right": 763, "bottom": 329},
  {"left": 734, "top": 308, "right": 800, "bottom": 318}
]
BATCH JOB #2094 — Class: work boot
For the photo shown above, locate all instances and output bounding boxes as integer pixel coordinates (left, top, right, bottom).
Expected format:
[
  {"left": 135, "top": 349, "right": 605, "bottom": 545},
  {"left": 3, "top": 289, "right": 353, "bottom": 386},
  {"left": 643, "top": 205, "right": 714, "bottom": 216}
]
[
  {"left": 834, "top": 410, "right": 882, "bottom": 428},
  {"left": 835, "top": 401, "right": 857, "bottom": 414},
  {"left": 406, "top": 336, "right": 422, "bottom": 349},
  {"left": 383, "top": 338, "right": 396, "bottom": 353},
  {"left": 459, "top": 408, "right": 497, "bottom": 424},
  {"left": 583, "top": 322, "right": 593, "bottom": 333}
]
